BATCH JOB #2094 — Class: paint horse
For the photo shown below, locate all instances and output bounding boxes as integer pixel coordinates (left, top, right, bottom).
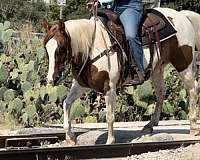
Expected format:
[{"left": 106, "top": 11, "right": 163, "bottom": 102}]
[{"left": 43, "top": 7, "right": 200, "bottom": 145}]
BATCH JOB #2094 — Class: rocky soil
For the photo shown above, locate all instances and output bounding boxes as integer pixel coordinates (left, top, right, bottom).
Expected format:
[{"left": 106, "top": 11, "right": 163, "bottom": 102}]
[
  {"left": 126, "top": 143, "right": 200, "bottom": 160},
  {"left": 76, "top": 130, "right": 200, "bottom": 160}
]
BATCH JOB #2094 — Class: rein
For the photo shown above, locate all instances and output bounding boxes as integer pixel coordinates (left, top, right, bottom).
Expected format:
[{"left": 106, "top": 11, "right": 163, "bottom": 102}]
[{"left": 90, "top": 42, "right": 117, "bottom": 64}]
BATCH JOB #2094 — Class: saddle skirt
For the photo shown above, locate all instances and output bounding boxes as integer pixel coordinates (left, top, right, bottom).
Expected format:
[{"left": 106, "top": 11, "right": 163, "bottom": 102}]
[{"left": 97, "top": 8, "right": 177, "bottom": 86}]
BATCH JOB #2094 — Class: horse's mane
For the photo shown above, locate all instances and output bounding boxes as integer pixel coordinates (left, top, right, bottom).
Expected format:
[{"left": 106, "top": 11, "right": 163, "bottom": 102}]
[
  {"left": 64, "top": 18, "right": 119, "bottom": 64},
  {"left": 64, "top": 19, "right": 98, "bottom": 63}
]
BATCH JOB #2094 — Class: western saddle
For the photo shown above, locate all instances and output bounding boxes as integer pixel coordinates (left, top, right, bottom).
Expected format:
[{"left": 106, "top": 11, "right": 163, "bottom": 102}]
[{"left": 97, "top": 9, "right": 169, "bottom": 85}]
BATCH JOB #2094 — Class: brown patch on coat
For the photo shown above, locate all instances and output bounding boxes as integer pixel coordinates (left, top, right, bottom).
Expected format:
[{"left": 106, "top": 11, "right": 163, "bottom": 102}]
[
  {"left": 161, "top": 36, "right": 193, "bottom": 72},
  {"left": 72, "top": 54, "right": 110, "bottom": 94}
]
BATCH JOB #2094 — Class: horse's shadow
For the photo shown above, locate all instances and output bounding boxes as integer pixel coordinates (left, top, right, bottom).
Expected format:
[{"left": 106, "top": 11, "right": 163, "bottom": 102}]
[{"left": 94, "top": 128, "right": 190, "bottom": 144}]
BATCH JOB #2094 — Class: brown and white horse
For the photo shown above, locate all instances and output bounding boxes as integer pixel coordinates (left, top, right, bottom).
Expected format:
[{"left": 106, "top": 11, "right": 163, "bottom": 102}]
[{"left": 43, "top": 7, "right": 199, "bottom": 145}]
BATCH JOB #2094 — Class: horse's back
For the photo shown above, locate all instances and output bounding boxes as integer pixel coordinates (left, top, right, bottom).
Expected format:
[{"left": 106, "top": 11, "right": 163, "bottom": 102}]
[
  {"left": 180, "top": 10, "right": 200, "bottom": 50},
  {"left": 155, "top": 8, "right": 195, "bottom": 47}
]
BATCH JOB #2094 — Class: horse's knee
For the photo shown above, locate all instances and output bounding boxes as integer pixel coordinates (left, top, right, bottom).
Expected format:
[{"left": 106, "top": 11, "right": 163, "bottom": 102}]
[
  {"left": 106, "top": 103, "right": 115, "bottom": 123},
  {"left": 63, "top": 100, "right": 70, "bottom": 109},
  {"left": 106, "top": 113, "right": 114, "bottom": 123}
]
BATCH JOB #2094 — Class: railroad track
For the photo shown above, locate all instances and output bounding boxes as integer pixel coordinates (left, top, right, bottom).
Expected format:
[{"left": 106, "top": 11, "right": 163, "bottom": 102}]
[
  {"left": 0, "top": 140, "right": 200, "bottom": 160},
  {"left": 0, "top": 128, "right": 87, "bottom": 148},
  {"left": 1, "top": 121, "right": 200, "bottom": 160}
]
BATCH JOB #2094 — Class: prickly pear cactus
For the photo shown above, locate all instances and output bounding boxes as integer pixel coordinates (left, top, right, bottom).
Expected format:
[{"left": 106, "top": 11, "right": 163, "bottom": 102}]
[
  {"left": 56, "top": 85, "right": 68, "bottom": 100},
  {"left": 0, "top": 21, "right": 14, "bottom": 44},
  {"left": 21, "top": 81, "right": 32, "bottom": 94},
  {"left": 7, "top": 98, "right": 23, "bottom": 116},
  {"left": 0, "top": 20, "right": 78, "bottom": 127},
  {"left": 0, "top": 87, "right": 7, "bottom": 100},
  {"left": 0, "top": 62, "right": 9, "bottom": 84},
  {"left": 3, "top": 89, "right": 16, "bottom": 102},
  {"left": 0, "top": 100, "right": 7, "bottom": 112},
  {"left": 21, "top": 104, "right": 38, "bottom": 126}
]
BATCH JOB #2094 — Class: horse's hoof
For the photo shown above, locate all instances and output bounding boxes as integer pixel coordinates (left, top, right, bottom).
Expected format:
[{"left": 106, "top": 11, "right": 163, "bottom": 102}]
[
  {"left": 142, "top": 125, "right": 153, "bottom": 134},
  {"left": 63, "top": 139, "right": 76, "bottom": 146},
  {"left": 106, "top": 138, "right": 115, "bottom": 144},
  {"left": 190, "top": 129, "right": 200, "bottom": 136}
]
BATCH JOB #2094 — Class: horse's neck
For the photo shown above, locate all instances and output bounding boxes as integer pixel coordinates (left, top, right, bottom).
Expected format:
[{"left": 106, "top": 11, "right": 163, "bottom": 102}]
[
  {"left": 65, "top": 18, "right": 113, "bottom": 61},
  {"left": 64, "top": 19, "right": 96, "bottom": 60}
]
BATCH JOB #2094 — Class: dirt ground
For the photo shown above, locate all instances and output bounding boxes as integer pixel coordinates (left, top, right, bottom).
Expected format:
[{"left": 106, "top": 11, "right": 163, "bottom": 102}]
[
  {"left": 95, "top": 143, "right": 200, "bottom": 160},
  {"left": 74, "top": 120, "right": 200, "bottom": 145},
  {"left": 75, "top": 121, "right": 200, "bottom": 160}
]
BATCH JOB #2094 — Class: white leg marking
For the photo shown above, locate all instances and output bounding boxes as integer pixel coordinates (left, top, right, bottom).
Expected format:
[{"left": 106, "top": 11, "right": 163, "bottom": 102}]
[
  {"left": 179, "top": 66, "right": 199, "bottom": 135},
  {"left": 105, "top": 85, "right": 116, "bottom": 144}
]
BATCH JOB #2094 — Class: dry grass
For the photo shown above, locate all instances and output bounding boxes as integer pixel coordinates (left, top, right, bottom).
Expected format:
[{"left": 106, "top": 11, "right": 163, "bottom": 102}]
[{"left": 0, "top": 113, "right": 22, "bottom": 135}]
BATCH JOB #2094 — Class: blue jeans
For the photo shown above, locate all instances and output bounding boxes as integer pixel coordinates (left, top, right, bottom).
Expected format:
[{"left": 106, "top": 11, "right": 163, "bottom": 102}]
[{"left": 114, "top": 0, "right": 144, "bottom": 73}]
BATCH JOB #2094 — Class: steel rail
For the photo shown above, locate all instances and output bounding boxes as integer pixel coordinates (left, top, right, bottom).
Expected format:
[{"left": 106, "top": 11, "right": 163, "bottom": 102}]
[
  {"left": 0, "top": 129, "right": 87, "bottom": 148},
  {"left": 0, "top": 140, "right": 200, "bottom": 160}
]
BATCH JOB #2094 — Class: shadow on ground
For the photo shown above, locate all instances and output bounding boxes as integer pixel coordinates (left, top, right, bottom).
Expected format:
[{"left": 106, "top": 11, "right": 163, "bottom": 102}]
[{"left": 76, "top": 128, "right": 200, "bottom": 145}]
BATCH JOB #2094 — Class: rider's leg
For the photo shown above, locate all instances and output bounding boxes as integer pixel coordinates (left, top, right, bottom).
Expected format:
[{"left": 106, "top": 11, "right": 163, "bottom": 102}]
[{"left": 118, "top": 3, "right": 144, "bottom": 76}]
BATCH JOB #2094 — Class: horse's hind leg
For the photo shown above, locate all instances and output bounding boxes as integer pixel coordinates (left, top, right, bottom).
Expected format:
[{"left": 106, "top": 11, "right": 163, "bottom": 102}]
[
  {"left": 105, "top": 85, "right": 117, "bottom": 144},
  {"left": 179, "top": 66, "right": 200, "bottom": 136},
  {"left": 63, "top": 80, "right": 90, "bottom": 145},
  {"left": 143, "top": 60, "right": 167, "bottom": 133}
]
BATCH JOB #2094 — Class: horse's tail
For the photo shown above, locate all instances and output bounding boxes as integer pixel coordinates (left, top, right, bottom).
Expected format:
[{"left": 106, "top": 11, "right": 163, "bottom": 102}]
[{"left": 180, "top": 10, "right": 200, "bottom": 51}]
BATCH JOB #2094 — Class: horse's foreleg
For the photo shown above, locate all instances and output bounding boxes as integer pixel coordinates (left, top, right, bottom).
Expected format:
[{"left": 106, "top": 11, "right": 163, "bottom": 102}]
[
  {"left": 63, "top": 80, "right": 90, "bottom": 145},
  {"left": 105, "top": 87, "right": 116, "bottom": 144},
  {"left": 179, "top": 67, "right": 200, "bottom": 136},
  {"left": 143, "top": 61, "right": 166, "bottom": 133}
]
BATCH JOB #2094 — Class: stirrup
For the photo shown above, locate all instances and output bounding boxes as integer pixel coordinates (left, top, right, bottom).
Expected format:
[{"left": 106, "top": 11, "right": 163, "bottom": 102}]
[{"left": 124, "top": 70, "right": 145, "bottom": 86}]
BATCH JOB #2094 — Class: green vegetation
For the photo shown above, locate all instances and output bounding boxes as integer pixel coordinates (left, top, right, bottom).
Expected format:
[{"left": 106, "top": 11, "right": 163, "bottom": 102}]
[
  {"left": 113, "top": 66, "right": 193, "bottom": 123},
  {"left": 161, "top": 0, "right": 200, "bottom": 13},
  {"left": 0, "top": 0, "right": 90, "bottom": 32},
  {"left": 0, "top": 21, "right": 70, "bottom": 126}
]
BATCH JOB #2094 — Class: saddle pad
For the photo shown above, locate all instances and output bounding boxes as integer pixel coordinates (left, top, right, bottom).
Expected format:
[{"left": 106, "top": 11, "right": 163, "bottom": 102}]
[{"left": 142, "top": 9, "right": 177, "bottom": 46}]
